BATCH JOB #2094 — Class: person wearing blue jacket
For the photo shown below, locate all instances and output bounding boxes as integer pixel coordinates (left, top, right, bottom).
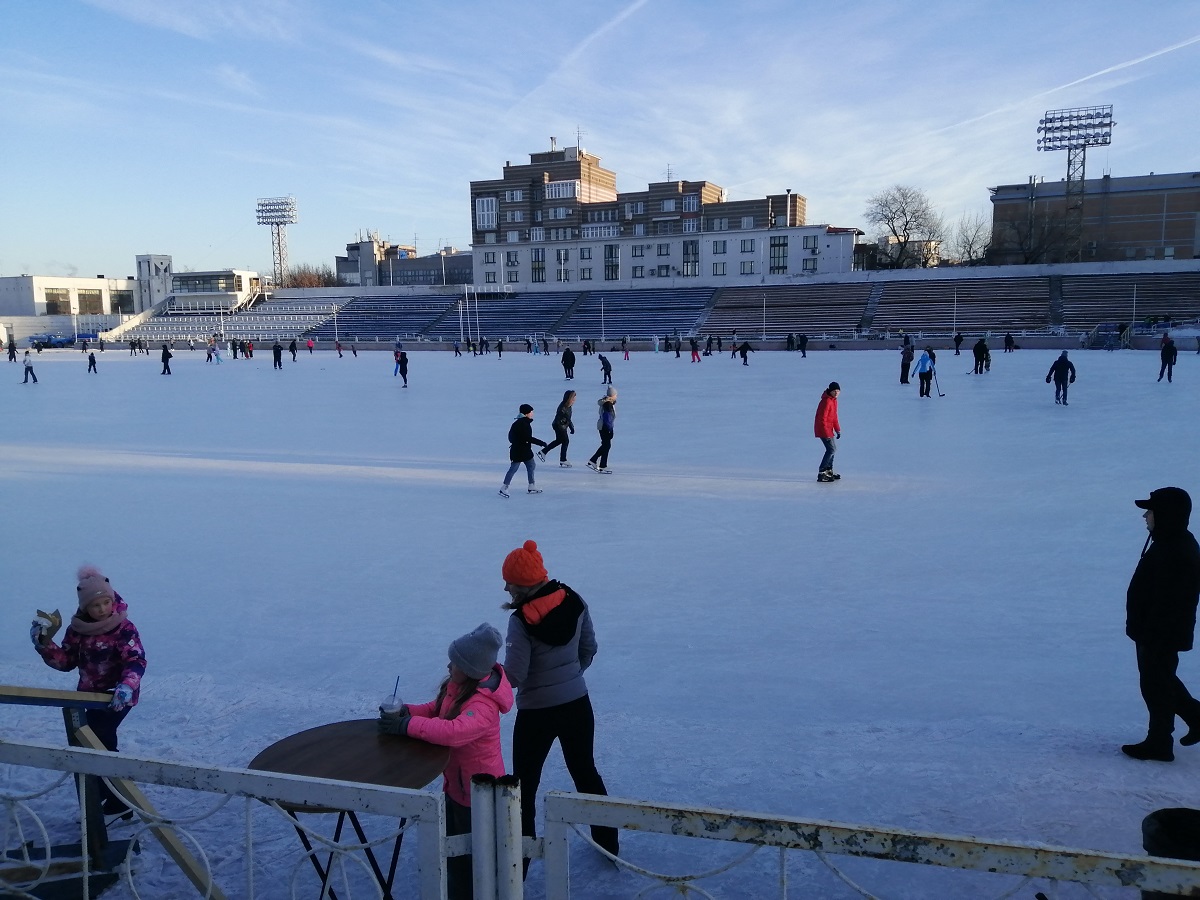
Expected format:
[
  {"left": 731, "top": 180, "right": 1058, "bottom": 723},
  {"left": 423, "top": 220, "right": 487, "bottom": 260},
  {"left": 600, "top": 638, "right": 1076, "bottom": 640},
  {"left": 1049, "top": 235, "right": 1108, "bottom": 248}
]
[{"left": 911, "top": 348, "right": 935, "bottom": 397}]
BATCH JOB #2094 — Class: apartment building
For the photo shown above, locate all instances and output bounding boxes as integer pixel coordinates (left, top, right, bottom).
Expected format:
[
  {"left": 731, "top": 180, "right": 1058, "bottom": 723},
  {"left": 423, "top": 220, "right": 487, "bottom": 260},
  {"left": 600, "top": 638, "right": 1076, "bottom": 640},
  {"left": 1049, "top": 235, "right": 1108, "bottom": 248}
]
[{"left": 469, "top": 141, "right": 858, "bottom": 292}]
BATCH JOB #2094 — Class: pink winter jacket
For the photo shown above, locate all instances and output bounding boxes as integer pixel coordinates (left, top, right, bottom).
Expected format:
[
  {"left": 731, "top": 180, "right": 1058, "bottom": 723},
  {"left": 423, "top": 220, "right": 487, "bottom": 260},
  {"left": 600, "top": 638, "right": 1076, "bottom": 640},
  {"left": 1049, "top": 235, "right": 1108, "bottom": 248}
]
[{"left": 406, "top": 664, "right": 513, "bottom": 807}]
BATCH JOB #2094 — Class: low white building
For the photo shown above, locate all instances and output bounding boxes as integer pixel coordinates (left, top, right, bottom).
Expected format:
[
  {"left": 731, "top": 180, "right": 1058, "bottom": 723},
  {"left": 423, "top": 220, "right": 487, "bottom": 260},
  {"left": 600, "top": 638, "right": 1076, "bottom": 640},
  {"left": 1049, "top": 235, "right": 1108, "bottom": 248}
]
[{"left": 0, "top": 274, "right": 139, "bottom": 317}]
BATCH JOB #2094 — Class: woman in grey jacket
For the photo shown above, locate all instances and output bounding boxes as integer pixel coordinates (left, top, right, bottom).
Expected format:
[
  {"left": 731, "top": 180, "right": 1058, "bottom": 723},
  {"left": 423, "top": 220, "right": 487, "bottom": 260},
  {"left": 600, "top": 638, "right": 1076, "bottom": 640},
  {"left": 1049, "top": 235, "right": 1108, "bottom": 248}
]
[{"left": 500, "top": 540, "right": 618, "bottom": 860}]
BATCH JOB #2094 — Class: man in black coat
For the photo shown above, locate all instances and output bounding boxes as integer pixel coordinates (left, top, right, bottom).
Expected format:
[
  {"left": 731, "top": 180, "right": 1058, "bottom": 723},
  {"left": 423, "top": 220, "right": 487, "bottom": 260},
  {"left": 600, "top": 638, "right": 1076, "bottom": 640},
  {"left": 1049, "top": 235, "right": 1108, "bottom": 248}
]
[
  {"left": 953, "top": 332, "right": 963, "bottom": 355},
  {"left": 1045, "top": 351, "right": 1076, "bottom": 404},
  {"left": 972, "top": 338, "right": 988, "bottom": 375},
  {"left": 561, "top": 346, "right": 575, "bottom": 380},
  {"left": 1159, "top": 337, "right": 1178, "bottom": 383},
  {"left": 1123, "top": 487, "right": 1200, "bottom": 761}
]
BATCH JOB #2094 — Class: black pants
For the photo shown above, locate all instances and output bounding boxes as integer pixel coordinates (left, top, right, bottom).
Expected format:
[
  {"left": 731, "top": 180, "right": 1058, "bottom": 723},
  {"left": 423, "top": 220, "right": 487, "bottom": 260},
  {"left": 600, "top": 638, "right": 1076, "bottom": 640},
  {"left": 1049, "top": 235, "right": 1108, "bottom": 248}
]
[
  {"left": 900, "top": 362, "right": 909, "bottom": 384},
  {"left": 23, "top": 364, "right": 37, "bottom": 383},
  {"left": 918, "top": 371, "right": 932, "bottom": 396},
  {"left": 1137, "top": 643, "right": 1200, "bottom": 744},
  {"left": 1054, "top": 379, "right": 1069, "bottom": 403},
  {"left": 602, "top": 372, "right": 611, "bottom": 383},
  {"left": 445, "top": 795, "right": 474, "bottom": 899},
  {"left": 512, "top": 695, "right": 617, "bottom": 854},
  {"left": 88, "top": 360, "right": 97, "bottom": 373},
  {"left": 590, "top": 428, "right": 613, "bottom": 468},
  {"left": 161, "top": 361, "right": 171, "bottom": 374},
  {"left": 974, "top": 358, "right": 984, "bottom": 374},
  {"left": 563, "top": 366, "right": 573, "bottom": 379},
  {"left": 542, "top": 426, "right": 570, "bottom": 461},
  {"left": 1158, "top": 361, "right": 1174, "bottom": 382},
  {"left": 85, "top": 708, "right": 129, "bottom": 806}
]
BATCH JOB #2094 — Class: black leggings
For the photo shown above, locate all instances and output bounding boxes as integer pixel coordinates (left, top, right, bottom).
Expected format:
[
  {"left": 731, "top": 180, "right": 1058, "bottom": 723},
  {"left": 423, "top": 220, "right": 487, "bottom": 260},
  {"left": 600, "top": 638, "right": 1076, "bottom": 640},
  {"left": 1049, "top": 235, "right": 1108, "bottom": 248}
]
[
  {"left": 542, "top": 426, "right": 570, "bottom": 461},
  {"left": 589, "top": 429, "right": 613, "bottom": 468},
  {"left": 512, "top": 694, "right": 616, "bottom": 852}
]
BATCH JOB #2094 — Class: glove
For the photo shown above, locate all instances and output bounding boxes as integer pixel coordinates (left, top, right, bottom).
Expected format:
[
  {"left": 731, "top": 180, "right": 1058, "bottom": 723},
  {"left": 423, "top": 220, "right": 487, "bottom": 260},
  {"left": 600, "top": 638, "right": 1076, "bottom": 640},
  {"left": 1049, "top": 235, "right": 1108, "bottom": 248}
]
[
  {"left": 378, "top": 714, "right": 411, "bottom": 736},
  {"left": 1046, "top": 375, "right": 1051, "bottom": 383},
  {"left": 835, "top": 432, "right": 841, "bottom": 440},
  {"left": 30, "top": 622, "right": 46, "bottom": 647},
  {"left": 110, "top": 684, "right": 134, "bottom": 711},
  {"left": 1069, "top": 375, "right": 1075, "bottom": 384}
]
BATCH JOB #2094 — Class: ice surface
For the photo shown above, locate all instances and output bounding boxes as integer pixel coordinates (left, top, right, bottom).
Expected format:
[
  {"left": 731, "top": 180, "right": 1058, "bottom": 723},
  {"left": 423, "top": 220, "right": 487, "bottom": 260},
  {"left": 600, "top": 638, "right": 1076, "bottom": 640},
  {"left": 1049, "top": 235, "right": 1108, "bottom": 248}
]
[{"left": 1, "top": 344, "right": 1195, "bottom": 897}]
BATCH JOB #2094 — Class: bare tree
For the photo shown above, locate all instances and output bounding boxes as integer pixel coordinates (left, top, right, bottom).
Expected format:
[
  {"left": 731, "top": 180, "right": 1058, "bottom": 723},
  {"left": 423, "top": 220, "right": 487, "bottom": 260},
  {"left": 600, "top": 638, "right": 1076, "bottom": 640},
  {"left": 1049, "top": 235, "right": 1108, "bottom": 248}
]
[
  {"left": 864, "top": 185, "right": 945, "bottom": 269},
  {"left": 989, "top": 211, "right": 1070, "bottom": 265},
  {"left": 949, "top": 212, "right": 991, "bottom": 266},
  {"left": 285, "top": 264, "right": 340, "bottom": 288}
]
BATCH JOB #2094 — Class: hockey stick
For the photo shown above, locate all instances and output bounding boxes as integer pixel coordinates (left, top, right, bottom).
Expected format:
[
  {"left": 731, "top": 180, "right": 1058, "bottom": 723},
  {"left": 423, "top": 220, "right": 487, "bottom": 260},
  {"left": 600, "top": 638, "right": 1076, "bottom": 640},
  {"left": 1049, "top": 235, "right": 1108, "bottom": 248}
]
[{"left": 933, "top": 371, "right": 945, "bottom": 397}]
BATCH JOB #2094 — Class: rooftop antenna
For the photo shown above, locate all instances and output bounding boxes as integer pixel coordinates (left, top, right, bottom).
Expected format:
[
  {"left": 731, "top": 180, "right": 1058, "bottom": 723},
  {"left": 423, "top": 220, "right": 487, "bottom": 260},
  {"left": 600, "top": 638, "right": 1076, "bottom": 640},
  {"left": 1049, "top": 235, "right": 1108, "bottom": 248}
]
[
  {"left": 664, "top": 164, "right": 674, "bottom": 181},
  {"left": 574, "top": 124, "right": 587, "bottom": 151},
  {"left": 255, "top": 196, "right": 297, "bottom": 287}
]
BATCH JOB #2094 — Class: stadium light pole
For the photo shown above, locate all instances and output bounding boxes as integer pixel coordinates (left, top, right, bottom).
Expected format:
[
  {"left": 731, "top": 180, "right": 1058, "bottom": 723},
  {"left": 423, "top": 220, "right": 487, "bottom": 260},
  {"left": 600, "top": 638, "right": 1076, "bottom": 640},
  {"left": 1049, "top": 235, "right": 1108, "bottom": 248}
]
[
  {"left": 1036, "top": 106, "right": 1114, "bottom": 263},
  {"left": 256, "top": 196, "right": 298, "bottom": 288}
]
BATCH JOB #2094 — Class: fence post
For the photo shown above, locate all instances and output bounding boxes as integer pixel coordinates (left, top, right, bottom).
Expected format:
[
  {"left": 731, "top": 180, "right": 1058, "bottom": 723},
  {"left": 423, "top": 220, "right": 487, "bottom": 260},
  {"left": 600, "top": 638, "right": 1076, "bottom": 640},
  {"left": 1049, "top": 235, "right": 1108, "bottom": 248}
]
[
  {"left": 472, "top": 775, "right": 498, "bottom": 899},
  {"left": 495, "top": 776, "right": 524, "bottom": 900},
  {"left": 417, "top": 792, "right": 449, "bottom": 900},
  {"left": 543, "top": 811, "right": 570, "bottom": 895}
]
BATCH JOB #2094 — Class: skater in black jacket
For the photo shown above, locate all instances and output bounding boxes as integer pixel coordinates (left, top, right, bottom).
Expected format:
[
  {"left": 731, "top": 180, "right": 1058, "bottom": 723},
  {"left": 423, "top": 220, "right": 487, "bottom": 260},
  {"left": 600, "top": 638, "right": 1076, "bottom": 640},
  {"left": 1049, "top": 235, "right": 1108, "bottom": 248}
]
[
  {"left": 538, "top": 390, "right": 576, "bottom": 466},
  {"left": 1123, "top": 487, "right": 1200, "bottom": 761},
  {"left": 900, "top": 345, "right": 914, "bottom": 384},
  {"left": 1045, "top": 351, "right": 1076, "bottom": 404},
  {"left": 598, "top": 354, "right": 612, "bottom": 384},
  {"left": 272, "top": 341, "right": 284, "bottom": 370},
  {"left": 561, "top": 346, "right": 575, "bottom": 380},
  {"left": 953, "top": 332, "right": 964, "bottom": 355},
  {"left": 160, "top": 344, "right": 172, "bottom": 375},
  {"left": 500, "top": 404, "right": 547, "bottom": 498},
  {"left": 972, "top": 338, "right": 988, "bottom": 375},
  {"left": 1159, "top": 338, "right": 1178, "bottom": 383},
  {"left": 736, "top": 342, "right": 755, "bottom": 366}
]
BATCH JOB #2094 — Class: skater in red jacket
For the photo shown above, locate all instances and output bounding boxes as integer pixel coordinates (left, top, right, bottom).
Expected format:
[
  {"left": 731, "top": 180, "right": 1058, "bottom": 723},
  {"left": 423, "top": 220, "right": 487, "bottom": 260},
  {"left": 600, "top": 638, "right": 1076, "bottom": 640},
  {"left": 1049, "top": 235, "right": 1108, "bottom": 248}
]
[{"left": 814, "top": 382, "right": 841, "bottom": 483}]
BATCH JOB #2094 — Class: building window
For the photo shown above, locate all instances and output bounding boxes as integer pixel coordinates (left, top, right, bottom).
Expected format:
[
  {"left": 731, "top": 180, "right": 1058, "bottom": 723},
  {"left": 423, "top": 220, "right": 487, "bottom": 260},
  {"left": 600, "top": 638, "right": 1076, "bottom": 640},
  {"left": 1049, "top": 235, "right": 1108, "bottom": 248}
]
[
  {"left": 534, "top": 210, "right": 543, "bottom": 222},
  {"left": 657, "top": 243, "right": 671, "bottom": 257},
  {"left": 556, "top": 269, "right": 570, "bottom": 283},
  {"left": 655, "top": 221, "right": 674, "bottom": 235},
  {"left": 713, "top": 262, "right": 727, "bottom": 276},
  {"left": 556, "top": 249, "right": 570, "bottom": 264},
  {"left": 544, "top": 181, "right": 578, "bottom": 199},
  {"left": 769, "top": 235, "right": 788, "bottom": 274},
  {"left": 682, "top": 194, "right": 699, "bottom": 212},
  {"left": 531, "top": 247, "right": 546, "bottom": 283},
  {"left": 506, "top": 231, "right": 520, "bottom": 243},
  {"left": 802, "top": 234, "right": 819, "bottom": 250},
  {"left": 661, "top": 199, "right": 676, "bottom": 212},
  {"left": 506, "top": 270, "right": 520, "bottom": 282},
  {"left": 77, "top": 289, "right": 103, "bottom": 313},
  {"left": 682, "top": 240, "right": 699, "bottom": 277},
  {"left": 505, "top": 251, "right": 519, "bottom": 267},
  {"left": 504, "top": 189, "right": 524, "bottom": 202},
  {"left": 1165, "top": 247, "right": 1175, "bottom": 258},
  {"left": 633, "top": 223, "right": 646, "bottom": 236},
  {"left": 483, "top": 252, "right": 496, "bottom": 265},
  {"left": 547, "top": 207, "right": 568, "bottom": 220},
  {"left": 577, "top": 247, "right": 591, "bottom": 260},
  {"left": 683, "top": 219, "right": 698, "bottom": 233},
  {"left": 624, "top": 201, "right": 644, "bottom": 218},
  {"left": 484, "top": 233, "right": 496, "bottom": 243},
  {"left": 741, "top": 260, "right": 756, "bottom": 275},
  {"left": 604, "top": 244, "right": 620, "bottom": 281},
  {"left": 484, "top": 272, "right": 497, "bottom": 283},
  {"left": 550, "top": 227, "right": 572, "bottom": 241},
  {"left": 475, "top": 196, "right": 497, "bottom": 230},
  {"left": 580, "top": 268, "right": 592, "bottom": 280},
  {"left": 632, "top": 245, "right": 645, "bottom": 258},
  {"left": 713, "top": 240, "right": 727, "bottom": 255},
  {"left": 709, "top": 218, "right": 728, "bottom": 231},
  {"left": 581, "top": 224, "right": 620, "bottom": 239},
  {"left": 110, "top": 290, "right": 134, "bottom": 314},
  {"left": 741, "top": 239, "right": 756, "bottom": 253},
  {"left": 530, "top": 227, "right": 545, "bottom": 242},
  {"left": 740, "top": 216, "right": 755, "bottom": 229},
  {"left": 44, "top": 287, "right": 70, "bottom": 315},
  {"left": 657, "top": 265, "right": 670, "bottom": 277},
  {"left": 802, "top": 257, "right": 817, "bottom": 272},
  {"left": 505, "top": 210, "right": 523, "bottom": 223},
  {"left": 632, "top": 266, "right": 644, "bottom": 278}
]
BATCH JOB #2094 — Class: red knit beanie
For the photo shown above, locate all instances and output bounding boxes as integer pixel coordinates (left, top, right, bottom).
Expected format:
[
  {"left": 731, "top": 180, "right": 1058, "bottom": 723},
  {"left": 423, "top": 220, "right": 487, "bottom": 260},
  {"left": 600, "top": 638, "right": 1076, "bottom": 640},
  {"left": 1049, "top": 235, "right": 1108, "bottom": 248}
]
[{"left": 502, "top": 540, "right": 548, "bottom": 587}]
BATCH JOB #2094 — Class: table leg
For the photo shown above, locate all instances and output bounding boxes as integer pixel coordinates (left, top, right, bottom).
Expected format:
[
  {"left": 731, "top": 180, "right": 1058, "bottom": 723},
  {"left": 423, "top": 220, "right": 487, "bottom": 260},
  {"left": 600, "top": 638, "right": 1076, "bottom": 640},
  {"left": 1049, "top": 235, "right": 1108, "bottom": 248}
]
[
  {"left": 287, "top": 810, "right": 343, "bottom": 900},
  {"left": 346, "top": 812, "right": 405, "bottom": 899}
]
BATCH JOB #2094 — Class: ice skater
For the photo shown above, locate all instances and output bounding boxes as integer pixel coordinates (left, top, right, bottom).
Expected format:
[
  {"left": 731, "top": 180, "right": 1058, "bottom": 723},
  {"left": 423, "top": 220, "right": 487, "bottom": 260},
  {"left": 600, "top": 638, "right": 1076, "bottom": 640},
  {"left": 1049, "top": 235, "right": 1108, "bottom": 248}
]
[
  {"left": 538, "top": 390, "right": 576, "bottom": 467},
  {"left": 87, "top": 351, "right": 97, "bottom": 374},
  {"left": 561, "top": 345, "right": 576, "bottom": 380},
  {"left": 912, "top": 348, "right": 935, "bottom": 397},
  {"left": 160, "top": 343, "right": 172, "bottom": 375},
  {"left": 32, "top": 565, "right": 147, "bottom": 814},
  {"left": 900, "top": 345, "right": 914, "bottom": 384},
  {"left": 598, "top": 354, "right": 612, "bottom": 384},
  {"left": 500, "top": 404, "right": 547, "bottom": 498},
  {"left": 736, "top": 342, "right": 755, "bottom": 366},
  {"left": 587, "top": 387, "right": 617, "bottom": 474},
  {"left": 397, "top": 351, "right": 408, "bottom": 387},
  {"left": 272, "top": 341, "right": 283, "bottom": 370},
  {"left": 814, "top": 382, "right": 841, "bottom": 482},
  {"left": 22, "top": 350, "right": 37, "bottom": 383},
  {"left": 1159, "top": 337, "right": 1178, "bottom": 383},
  {"left": 378, "top": 623, "right": 511, "bottom": 899},
  {"left": 1045, "top": 351, "right": 1076, "bottom": 404}
]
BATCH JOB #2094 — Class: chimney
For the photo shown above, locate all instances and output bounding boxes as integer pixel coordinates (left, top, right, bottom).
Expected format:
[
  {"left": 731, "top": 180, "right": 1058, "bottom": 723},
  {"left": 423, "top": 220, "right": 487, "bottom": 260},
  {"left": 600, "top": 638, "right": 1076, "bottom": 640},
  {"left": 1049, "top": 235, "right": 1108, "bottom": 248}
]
[{"left": 550, "top": 136, "right": 557, "bottom": 151}]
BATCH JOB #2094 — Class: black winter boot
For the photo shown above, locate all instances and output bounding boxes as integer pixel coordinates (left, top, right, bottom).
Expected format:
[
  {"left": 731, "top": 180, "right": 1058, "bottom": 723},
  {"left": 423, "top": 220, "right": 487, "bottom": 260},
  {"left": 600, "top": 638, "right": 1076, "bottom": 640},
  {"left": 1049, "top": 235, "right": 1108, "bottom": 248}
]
[{"left": 1121, "top": 739, "right": 1174, "bottom": 762}]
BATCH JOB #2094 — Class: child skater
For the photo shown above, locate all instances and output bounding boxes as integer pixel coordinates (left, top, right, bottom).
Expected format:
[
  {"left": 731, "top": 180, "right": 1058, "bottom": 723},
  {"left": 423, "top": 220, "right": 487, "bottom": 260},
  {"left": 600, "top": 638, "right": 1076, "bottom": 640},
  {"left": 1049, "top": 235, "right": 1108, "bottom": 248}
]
[
  {"left": 379, "top": 623, "right": 511, "bottom": 900},
  {"left": 31, "top": 565, "right": 147, "bottom": 814}
]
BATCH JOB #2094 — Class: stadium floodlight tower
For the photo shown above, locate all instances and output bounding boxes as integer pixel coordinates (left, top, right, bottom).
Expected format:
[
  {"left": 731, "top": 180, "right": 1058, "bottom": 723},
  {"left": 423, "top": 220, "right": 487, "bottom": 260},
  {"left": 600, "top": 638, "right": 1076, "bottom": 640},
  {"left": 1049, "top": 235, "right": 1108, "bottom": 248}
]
[
  {"left": 255, "top": 196, "right": 298, "bottom": 288},
  {"left": 1036, "top": 105, "right": 1114, "bottom": 262}
]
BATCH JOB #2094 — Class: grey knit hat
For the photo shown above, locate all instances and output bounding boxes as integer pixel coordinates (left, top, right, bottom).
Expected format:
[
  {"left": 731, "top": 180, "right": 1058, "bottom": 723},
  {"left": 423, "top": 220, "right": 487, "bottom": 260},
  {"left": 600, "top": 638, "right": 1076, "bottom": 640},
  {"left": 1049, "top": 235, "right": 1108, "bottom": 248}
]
[{"left": 448, "top": 623, "right": 503, "bottom": 680}]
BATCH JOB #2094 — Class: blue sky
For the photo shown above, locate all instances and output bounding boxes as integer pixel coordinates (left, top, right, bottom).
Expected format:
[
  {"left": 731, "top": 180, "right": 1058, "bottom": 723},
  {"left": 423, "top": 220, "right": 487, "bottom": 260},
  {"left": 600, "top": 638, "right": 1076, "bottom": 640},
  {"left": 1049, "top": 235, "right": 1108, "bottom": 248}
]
[{"left": 1, "top": 0, "right": 1197, "bottom": 278}]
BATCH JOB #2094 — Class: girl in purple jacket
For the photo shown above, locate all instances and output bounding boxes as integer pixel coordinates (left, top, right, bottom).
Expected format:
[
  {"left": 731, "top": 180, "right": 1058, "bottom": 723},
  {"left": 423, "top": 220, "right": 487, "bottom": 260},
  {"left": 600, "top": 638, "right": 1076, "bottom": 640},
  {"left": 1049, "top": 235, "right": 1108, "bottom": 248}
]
[{"left": 32, "top": 565, "right": 147, "bottom": 814}]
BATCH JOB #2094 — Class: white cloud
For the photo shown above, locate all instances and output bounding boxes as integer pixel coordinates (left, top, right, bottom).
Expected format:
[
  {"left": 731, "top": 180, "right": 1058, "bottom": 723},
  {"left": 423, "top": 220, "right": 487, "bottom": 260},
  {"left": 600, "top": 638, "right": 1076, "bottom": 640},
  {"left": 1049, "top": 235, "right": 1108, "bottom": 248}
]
[
  {"left": 214, "top": 64, "right": 261, "bottom": 97},
  {"left": 81, "top": 0, "right": 308, "bottom": 41}
]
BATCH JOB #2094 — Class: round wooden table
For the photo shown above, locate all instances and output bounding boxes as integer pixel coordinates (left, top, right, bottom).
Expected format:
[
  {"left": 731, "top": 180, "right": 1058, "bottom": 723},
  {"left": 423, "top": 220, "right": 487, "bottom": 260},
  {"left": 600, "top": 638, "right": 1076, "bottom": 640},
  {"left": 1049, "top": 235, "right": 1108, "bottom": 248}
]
[{"left": 249, "top": 719, "right": 450, "bottom": 898}]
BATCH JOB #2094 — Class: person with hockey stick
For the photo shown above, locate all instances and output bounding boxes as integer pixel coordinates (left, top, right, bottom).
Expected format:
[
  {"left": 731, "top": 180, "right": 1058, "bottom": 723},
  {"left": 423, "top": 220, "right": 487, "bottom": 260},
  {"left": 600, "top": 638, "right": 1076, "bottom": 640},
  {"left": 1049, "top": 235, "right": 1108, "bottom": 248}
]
[
  {"left": 538, "top": 390, "right": 576, "bottom": 467},
  {"left": 1122, "top": 487, "right": 1200, "bottom": 761},
  {"left": 32, "top": 565, "right": 147, "bottom": 814},
  {"left": 500, "top": 404, "right": 547, "bottom": 497},
  {"left": 912, "top": 348, "right": 935, "bottom": 398},
  {"left": 1046, "top": 351, "right": 1076, "bottom": 404},
  {"left": 814, "top": 382, "right": 841, "bottom": 482},
  {"left": 972, "top": 338, "right": 988, "bottom": 375}
]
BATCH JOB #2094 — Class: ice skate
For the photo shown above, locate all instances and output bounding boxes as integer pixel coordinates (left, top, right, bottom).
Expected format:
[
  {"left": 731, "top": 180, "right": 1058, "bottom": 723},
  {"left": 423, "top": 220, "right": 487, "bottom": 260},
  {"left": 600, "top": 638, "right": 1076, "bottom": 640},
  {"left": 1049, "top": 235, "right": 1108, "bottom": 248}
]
[
  {"left": 536, "top": 450, "right": 547, "bottom": 462},
  {"left": 817, "top": 471, "right": 836, "bottom": 483},
  {"left": 560, "top": 461, "right": 573, "bottom": 467},
  {"left": 587, "top": 461, "right": 599, "bottom": 471},
  {"left": 527, "top": 487, "right": 543, "bottom": 494},
  {"left": 498, "top": 486, "right": 510, "bottom": 498}
]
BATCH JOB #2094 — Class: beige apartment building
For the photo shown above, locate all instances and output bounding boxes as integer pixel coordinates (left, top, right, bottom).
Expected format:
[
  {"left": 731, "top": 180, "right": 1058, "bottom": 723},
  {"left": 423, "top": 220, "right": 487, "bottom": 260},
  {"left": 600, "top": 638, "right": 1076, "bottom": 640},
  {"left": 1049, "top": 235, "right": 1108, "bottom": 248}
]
[
  {"left": 469, "top": 140, "right": 858, "bottom": 292},
  {"left": 989, "top": 171, "right": 1200, "bottom": 265}
]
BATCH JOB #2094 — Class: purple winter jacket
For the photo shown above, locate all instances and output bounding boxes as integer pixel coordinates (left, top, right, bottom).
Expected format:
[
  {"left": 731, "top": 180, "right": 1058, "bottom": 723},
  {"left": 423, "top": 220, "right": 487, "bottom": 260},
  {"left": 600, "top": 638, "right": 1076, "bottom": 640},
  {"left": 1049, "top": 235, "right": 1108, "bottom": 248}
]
[{"left": 37, "top": 593, "right": 147, "bottom": 706}]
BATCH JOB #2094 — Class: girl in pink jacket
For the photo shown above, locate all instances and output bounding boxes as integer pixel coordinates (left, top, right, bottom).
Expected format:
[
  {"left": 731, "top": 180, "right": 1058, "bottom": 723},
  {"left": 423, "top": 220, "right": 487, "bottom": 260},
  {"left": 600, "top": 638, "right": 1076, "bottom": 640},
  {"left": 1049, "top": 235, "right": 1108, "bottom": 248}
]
[{"left": 380, "top": 623, "right": 512, "bottom": 899}]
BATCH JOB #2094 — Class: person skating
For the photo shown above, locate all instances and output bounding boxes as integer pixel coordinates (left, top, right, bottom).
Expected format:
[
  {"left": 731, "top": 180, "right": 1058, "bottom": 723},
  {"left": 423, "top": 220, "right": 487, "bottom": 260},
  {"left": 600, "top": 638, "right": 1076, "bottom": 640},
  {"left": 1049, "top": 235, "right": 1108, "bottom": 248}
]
[
  {"left": 335, "top": 340, "right": 343, "bottom": 358},
  {"left": 500, "top": 540, "right": 619, "bottom": 863},
  {"left": 1159, "top": 337, "right": 1178, "bottom": 383},
  {"left": 22, "top": 350, "right": 37, "bottom": 384},
  {"left": 798, "top": 333, "right": 808, "bottom": 358},
  {"left": 953, "top": 332, "right": 964, "bottom": 355},
  {"left": 7, "top": 336, "right": 16, "bottom": 362},
  {"left": 814, "top": 382, "right": 841, "bottom": 482},
  {"left": 621, "top": 335, "right": 629, "bottom": 361},
  {"left": 598, "top": 354, "right": 612, "bottom": 385},
  {"left": 674, "top": 337, "right": 682, "bottom": 358},
  {"left": 587, "top": 387, "right": 617, "bottom": 474},
  {"left": 496, "top": 339, "right": 504, "bottom": 359},
  {"left": 1004, "top": 332, "right": 1015, "bottom": 353},
  {"left": 561, "top": 345, "right": 576, "bottom": 380},
  {"left": 900, "top": 345, "right": 914, "bottom": 384},
  {"left": 690, "top": 336, "right": 701, "bottom": 362},
  {"left": 306, "top": 337, "right": 314, "bottom": 354},
  {"left": 453, "top": 339, "right": 462, "bottom": 357},
  {"left": 500, "top": 404, "right": 547, "bottom": 498},
  {"left": 397, "top": 351, "right": 409, "bottom": 387},
  {"left": 1122, "top": 487, "right": 1200, "bottom": 762},
  {"left": 379, "top": 622, "right": 511, "bottom": 899},
  {"left": 272, "top": 340, "right": 283, "bottom": 370},
  {"left": 87, "top": 351, "right": 97, "bottom": 374},
  {"left": 1046, "top": 351, "right": 1076, "bottom": 404},
  {"left": 288, "top": 339, "right": 297, "bottom": 361},
  {"left": 912, "top": 348, "right": 935, "bottom": 397},
  {"left": 32, "top": 565, "right": 147, "bottom": 813},
  {"left": 160, "top": 343, "right": 172, "bottom": 375},
  {"left": 538, "top": 390, "right": 576, "bottom": 467},
  {"left": 972, "top": 338, "right": 988, "bottom": 375},
  {"left": 736, "top": 342, "right": 755, "bottom": 366}
]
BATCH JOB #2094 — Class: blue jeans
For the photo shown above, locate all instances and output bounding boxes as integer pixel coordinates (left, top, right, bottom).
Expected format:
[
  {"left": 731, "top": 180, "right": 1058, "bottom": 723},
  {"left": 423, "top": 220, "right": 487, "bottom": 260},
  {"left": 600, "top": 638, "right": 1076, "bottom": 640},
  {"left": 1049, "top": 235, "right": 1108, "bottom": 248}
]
[
  {"left": 504, "top": 458, "right": 536, "bottom": 486},
  {"left": 819, "top": 437, "right": 837, "bottom": 473}
]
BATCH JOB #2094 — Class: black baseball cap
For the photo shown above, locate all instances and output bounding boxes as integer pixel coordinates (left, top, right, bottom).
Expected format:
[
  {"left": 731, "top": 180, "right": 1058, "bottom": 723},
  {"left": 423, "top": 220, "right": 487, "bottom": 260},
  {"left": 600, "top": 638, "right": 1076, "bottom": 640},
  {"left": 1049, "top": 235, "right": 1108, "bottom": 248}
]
[{"left": 1135, "top": 487, "right": 1191, "bottom": 514}]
